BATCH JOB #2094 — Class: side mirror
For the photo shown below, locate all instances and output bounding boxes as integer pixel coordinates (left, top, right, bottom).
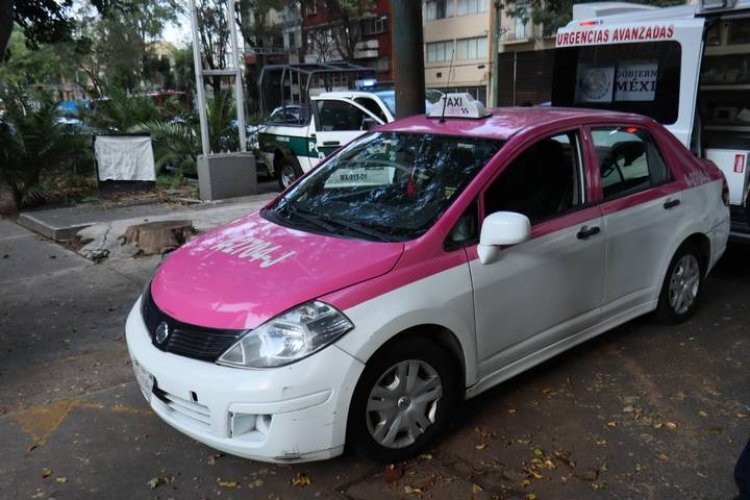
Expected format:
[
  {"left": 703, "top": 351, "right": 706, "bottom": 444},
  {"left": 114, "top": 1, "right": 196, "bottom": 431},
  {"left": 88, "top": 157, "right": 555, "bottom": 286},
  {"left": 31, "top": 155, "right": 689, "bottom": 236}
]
[
  {"left": 361, "top": 117, "right": 379, "bottom": 131},
  {"left": 477, "top": 211, "right": 530, "bottom": 264}
]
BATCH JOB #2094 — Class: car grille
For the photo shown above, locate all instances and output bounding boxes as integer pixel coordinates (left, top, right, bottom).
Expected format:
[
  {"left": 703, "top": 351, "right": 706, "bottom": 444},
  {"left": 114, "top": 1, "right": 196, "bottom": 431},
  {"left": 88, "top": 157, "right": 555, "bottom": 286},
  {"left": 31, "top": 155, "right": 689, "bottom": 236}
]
[{"left": 141, "top": 284, "right": 245, "bottom": 362}]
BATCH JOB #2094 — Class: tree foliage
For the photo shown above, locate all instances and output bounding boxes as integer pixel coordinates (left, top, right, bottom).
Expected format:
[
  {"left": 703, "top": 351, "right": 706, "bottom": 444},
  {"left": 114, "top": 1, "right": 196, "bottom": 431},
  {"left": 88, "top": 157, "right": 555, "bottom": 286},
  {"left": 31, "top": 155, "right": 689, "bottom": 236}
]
[
  {"left": 1, "top": 0, "right": 115, "bottom": 57},
  {"left": 0, "top": 93, "right": 91, "bottom": 207},
  {"left": 505, "top": 0, "right": 687, "bottom": 37}
]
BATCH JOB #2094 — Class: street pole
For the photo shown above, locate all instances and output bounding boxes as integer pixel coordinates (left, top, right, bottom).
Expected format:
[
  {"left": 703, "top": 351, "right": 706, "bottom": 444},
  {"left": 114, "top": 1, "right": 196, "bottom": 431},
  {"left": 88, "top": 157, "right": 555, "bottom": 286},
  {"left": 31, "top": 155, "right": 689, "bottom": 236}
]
[
  {"left": 390, "top": 0, "right": 425, "bottom": 119},
  {"left": 189, "top": 0, "right": 210, "bottom": 155},
  {"left": 491, "top": 1, "right": 503, "bottom": 107},
  {"left": 228, "top": 0, "right": 247, "bottom": 152}
]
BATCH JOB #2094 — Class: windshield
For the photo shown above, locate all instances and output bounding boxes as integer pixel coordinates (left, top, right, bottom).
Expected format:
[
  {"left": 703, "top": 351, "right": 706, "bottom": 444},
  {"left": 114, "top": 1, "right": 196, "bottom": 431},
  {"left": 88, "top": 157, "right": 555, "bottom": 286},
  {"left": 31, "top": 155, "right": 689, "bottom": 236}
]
[
  {"left": 263, "top": 132, "right": 503, "bottom": 242},
  {"left": 374, "top": 90, "right": 444, "bottom": 117}
]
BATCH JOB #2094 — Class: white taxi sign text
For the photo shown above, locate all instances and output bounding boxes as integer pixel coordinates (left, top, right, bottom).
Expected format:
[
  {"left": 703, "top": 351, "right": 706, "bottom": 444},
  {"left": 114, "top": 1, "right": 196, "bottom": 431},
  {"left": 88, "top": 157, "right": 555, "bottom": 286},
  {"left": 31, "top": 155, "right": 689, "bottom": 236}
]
[{"left": 428, "top": 93, "right": 488, "bottom": 120}]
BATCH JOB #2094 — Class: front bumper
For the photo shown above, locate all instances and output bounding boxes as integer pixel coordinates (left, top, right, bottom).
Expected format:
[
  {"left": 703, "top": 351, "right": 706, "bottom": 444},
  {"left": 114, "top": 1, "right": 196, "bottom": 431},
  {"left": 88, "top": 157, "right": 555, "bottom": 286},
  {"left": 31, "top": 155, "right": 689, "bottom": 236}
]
[{"left": 125, "top": 299, "right": 365, "bottom": 463}]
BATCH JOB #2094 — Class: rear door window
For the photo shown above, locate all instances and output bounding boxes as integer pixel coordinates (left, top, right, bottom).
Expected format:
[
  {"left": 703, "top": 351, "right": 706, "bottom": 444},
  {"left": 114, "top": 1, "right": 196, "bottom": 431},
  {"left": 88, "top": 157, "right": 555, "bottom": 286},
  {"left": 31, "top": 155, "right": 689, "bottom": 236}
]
[{"left": 591, "top": 126, "right": 671, "bottom": 199}]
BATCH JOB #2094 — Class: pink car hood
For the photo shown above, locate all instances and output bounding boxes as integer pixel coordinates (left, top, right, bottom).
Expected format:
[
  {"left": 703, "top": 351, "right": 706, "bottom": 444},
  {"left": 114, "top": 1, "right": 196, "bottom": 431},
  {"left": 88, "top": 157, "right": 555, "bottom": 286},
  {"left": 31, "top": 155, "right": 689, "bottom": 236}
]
[{"left": 150, "top": 212, "right": 404, "bottom": 330}]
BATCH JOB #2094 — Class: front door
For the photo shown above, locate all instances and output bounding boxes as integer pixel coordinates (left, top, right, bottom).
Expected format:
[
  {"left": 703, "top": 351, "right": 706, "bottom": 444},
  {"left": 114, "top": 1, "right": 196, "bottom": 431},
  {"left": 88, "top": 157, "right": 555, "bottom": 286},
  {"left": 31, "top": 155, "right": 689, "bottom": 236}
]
[
  {"left": 313, "top": 98, "right": 385, "bottom": 160},
  {"left": 469, "top": 130, "right": 605, "bottom": 377}
]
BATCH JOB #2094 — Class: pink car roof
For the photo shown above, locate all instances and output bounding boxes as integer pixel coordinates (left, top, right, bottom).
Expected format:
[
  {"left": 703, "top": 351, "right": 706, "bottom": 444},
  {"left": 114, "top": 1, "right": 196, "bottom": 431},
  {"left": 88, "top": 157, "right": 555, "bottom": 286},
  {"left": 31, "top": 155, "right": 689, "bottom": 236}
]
[{"left": 377, "top": 107, "right": 653, "bottom": 140}]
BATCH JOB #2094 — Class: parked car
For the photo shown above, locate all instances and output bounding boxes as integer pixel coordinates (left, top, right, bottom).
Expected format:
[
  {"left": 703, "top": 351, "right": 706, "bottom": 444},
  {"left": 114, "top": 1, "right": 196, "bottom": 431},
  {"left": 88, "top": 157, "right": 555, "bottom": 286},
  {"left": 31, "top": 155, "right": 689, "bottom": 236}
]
[
  {"left": 257, "top": 90, "right": 442, "bottom": 189},
  {"left": 126, "top": 94, "right": 729, "bottom": 464}
]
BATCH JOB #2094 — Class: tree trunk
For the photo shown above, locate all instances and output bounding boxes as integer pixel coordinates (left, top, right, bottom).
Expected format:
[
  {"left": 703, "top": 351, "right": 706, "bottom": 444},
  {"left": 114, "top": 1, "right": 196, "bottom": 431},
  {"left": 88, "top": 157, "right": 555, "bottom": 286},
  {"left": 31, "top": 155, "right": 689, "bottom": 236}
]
[
  {"left": 0, "top": 0, "right": 13, "bottom": 59},
  {"left": 123, "top": 220, "right": 195, "bottom": 255},
  {"left": 0, "top": 179, "right": 17, "bottom": 215}
]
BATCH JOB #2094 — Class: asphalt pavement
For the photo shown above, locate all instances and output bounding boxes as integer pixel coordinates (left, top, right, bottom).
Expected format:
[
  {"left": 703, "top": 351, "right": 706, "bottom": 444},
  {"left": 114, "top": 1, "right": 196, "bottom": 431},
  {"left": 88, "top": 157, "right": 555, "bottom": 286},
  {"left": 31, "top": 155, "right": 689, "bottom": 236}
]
[{"left": 0, "top": 203, "right": 748, "bottom": 499}]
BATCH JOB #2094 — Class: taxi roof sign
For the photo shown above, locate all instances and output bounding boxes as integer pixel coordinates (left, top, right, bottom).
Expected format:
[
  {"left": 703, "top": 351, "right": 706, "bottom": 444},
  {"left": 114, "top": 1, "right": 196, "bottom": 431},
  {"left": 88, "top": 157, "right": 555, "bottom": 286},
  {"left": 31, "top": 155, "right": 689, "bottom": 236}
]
[{"left": 428, "top": 93, "right": 489, "bottom": 120}]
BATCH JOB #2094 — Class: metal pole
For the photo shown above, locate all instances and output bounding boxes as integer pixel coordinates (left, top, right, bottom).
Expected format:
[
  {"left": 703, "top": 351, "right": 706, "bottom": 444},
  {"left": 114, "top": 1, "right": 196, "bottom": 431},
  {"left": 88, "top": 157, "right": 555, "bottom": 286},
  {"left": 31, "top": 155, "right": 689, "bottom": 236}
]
[
  {"left": 190, "top": 0, "right": 210, "bottom": 155},
  {"left": 491, "top": 2, "right": 502, "bottom": 107},
  {"left": 390, "top": 0, "right": 425, "bottom": 119},
  {"left": 228, "top": 0, "right": 247, "bottom": 152}
]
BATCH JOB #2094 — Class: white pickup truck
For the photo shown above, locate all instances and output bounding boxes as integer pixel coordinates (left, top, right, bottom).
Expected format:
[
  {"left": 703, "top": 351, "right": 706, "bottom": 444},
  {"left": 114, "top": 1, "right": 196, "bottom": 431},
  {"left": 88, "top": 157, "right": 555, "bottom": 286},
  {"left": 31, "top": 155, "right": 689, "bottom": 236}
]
[{"left": 257, "top": 90, "right": 440, "bottom": 189}]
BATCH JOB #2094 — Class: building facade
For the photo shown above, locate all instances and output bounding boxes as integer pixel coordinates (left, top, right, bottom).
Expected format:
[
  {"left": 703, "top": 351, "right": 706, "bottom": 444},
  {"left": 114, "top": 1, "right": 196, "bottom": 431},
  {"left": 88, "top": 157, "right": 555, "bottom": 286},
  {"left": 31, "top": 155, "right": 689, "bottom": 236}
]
[
  {"left": 422, "top": 0, "right": 492, "bottom": 103},
  {"left": 300, "top": 0, "right": 393, "bottom": 84}
]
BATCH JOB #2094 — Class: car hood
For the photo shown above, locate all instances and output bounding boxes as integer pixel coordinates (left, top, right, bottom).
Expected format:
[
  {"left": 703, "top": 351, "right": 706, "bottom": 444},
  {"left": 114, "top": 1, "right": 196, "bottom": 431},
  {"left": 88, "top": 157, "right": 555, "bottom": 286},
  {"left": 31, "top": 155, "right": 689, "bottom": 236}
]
[{"left": 150, "top": 212, "right": 404, "bottom": 330}]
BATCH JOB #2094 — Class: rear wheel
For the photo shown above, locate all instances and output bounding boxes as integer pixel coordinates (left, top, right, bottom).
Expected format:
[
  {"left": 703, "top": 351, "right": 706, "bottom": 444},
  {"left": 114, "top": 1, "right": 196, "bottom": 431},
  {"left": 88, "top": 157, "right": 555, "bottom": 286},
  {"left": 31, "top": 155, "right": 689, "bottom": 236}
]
[
  {"left": 277, "top": 157, "right": 302, "bottom": 190},
  {"left": 655, "top": 244, "right": 704, "bottom": 324},
  {"left": 347, "top": 337, "right": 460, "bottom": 463}
]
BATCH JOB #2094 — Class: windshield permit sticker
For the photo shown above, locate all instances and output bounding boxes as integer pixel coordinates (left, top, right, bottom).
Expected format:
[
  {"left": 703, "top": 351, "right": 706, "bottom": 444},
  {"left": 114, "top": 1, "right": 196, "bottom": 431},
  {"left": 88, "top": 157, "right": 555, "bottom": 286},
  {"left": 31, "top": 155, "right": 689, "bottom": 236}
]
[{"left": 210, "top": 236, "right": 296, "bottom": 268}]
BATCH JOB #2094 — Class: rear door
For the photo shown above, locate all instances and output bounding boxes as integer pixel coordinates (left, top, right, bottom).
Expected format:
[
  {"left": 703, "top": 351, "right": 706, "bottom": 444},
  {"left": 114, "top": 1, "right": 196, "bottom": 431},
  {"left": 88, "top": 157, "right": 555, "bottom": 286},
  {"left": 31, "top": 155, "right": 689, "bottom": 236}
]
[
  {"left": 588, "top": 124, "right": 685, "bottom": 316},
  {"left": 312, "top": 98, "right": 385, "bottom": 159}
]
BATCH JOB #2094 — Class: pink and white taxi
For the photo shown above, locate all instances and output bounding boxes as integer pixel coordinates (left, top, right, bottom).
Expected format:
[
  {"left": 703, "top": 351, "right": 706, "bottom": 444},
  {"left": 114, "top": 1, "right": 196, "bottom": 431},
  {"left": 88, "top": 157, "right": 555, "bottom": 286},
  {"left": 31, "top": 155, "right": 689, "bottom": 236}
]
[{"left": 126, "top": 94, "right": 729, "bottom": 463}]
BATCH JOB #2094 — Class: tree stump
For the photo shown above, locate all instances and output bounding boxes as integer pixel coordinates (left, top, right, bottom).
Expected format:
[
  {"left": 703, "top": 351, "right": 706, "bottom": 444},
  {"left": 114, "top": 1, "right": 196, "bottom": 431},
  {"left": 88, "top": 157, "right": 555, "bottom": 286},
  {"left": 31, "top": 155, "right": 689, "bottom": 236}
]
[{"left": 123, "top": 220, "right": 195, "bottom": 255}]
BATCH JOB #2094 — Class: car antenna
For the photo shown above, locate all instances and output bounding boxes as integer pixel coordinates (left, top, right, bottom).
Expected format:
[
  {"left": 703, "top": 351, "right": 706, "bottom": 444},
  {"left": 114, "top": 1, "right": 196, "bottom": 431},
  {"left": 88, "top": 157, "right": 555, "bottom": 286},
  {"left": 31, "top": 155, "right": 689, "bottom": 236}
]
[{"left": 440, "top": 49, "right": 456, "bottom": 124}]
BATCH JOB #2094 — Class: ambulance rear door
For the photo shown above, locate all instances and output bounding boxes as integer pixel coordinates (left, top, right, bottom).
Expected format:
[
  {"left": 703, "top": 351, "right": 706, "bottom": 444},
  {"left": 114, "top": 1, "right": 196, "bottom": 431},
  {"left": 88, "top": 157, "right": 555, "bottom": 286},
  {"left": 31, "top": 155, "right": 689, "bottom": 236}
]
[{"left": 553, "top": 17, "right": 705, "bottom": 148}]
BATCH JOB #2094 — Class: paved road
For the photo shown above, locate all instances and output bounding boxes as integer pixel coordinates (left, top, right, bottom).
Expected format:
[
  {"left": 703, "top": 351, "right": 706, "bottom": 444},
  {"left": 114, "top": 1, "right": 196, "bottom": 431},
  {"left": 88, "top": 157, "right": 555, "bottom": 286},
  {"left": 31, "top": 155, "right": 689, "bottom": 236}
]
[{"left": 0, "top": 217, "right": 748, "bottom": 499}]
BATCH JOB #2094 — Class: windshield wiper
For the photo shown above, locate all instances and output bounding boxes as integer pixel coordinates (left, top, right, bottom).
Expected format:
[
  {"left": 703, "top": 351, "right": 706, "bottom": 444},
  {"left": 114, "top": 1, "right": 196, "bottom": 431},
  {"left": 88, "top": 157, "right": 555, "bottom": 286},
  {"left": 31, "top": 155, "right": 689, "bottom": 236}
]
[
  {"left": 280, "top": 204, "right": 337, "bottom": 233},
  {"left": 315, "top": 214, "right": 391, "bottom": 242},
  {"left": 280, "top": 203, "right": 391, "bottom": 242}
]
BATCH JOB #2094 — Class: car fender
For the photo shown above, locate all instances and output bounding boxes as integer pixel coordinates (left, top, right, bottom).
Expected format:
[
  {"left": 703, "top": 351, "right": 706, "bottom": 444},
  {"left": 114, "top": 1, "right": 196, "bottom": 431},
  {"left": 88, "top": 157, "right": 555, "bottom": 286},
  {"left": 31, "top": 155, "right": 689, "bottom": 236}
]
[{"left": 325, "top": 261, "right": 479, "bottom": 389}]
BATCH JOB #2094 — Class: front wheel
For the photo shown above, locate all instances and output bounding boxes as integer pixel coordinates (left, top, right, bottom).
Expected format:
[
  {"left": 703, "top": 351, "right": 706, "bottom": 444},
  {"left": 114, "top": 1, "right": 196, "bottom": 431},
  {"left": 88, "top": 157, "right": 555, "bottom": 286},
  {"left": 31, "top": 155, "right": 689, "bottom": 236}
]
[
  {"left": 655, "top": 244, "right": 704, "bottom": 324},
  {"left": 347, "top": 337, "right": 460, "bottom": 463}
]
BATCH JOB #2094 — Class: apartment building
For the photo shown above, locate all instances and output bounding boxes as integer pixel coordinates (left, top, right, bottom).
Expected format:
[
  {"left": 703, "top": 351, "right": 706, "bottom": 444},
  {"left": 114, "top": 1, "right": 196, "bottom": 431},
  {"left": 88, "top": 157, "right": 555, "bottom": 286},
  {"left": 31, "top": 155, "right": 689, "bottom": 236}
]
[
  {"left": 496, "top": 1, "right": 556, "bottom": 106},
  {"left": 301, "top": 0, "right": 394, "bottom": 84},
  {"left": 423, "top": 0, "right": 492, "bottom": 103}
]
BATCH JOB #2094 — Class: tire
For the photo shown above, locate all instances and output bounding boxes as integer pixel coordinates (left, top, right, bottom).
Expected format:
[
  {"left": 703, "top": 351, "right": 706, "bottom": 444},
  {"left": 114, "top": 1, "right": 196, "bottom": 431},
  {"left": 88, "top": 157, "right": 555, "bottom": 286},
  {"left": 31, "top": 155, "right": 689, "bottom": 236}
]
[
  {"left": 276, "top": 157, "right": 303, "bottom": 190},
  {"left": 347, "top": 337, "right": 460, "bottom": 463},
  {"left": 655, "top": 243, "right": 704, "bottom": 324}
]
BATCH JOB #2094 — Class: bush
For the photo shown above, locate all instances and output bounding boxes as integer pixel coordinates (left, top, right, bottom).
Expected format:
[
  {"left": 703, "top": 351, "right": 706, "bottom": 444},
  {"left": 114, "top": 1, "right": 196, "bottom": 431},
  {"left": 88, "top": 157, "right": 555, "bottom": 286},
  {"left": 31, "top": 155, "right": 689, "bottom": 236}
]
[{"left": 0, "top": 93, "right": 94, "bottom": 208}]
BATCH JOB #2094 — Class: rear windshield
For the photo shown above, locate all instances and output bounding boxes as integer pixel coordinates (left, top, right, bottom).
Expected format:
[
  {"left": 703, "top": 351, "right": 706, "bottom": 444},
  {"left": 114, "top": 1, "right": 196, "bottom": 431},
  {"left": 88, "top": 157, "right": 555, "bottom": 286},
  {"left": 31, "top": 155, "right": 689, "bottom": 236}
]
[
  {"left": 263, "top": 131, "right": 503, "bottom": 242},
  {"left": 551, "top": 41, "right": 682, "bottom": 124}
]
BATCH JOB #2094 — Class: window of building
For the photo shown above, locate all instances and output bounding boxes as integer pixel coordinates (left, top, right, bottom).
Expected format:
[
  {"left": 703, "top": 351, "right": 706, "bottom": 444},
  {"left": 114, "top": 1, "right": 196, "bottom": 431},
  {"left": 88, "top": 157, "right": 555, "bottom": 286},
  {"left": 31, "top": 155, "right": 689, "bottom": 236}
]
[
  {"left": 426, "top": 40, "right": 454, "bottom": 63},
  {"left": 375, "top": 56, "right": 390, "bottom": 73},
  {"left": 450, "top": 86, "right": 487, "bottom": 104},
  {"left": 364, "top": 16, "right": 388, "bottom": 35},
  {"left": 591, "top": 126, "right": 671, "bottom": 199},
  {"left": 305, "top": 0, "right": 317, "bottom": 16},
  {"left": 426, "top": 0, "right": 453, "bottom": 21},
  {"left": 456, "top": 36, "right": 488, "bottom": 60},
  {"left": 457, "top": 0, "right": 487, "bottom": 16}
]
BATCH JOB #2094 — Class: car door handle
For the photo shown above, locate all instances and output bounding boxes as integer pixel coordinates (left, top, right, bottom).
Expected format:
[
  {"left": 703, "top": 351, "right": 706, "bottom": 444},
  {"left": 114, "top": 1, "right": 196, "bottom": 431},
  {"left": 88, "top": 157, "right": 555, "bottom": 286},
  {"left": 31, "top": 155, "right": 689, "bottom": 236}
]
[
  {"left": 663, "top": 198, "right": 681, "bottom": 209},
  {"left": 322, "top": 141, "right": 340, "bottom": 146},
  {"left": 577, "top": 225, "right": 601, "bottom": 240}
]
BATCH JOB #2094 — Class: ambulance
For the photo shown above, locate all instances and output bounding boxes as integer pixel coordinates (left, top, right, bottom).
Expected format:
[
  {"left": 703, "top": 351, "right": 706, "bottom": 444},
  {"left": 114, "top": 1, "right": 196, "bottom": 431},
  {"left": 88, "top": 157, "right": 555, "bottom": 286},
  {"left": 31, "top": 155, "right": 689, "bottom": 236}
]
[{"left": 554, "top": 0, "right": 750, "bottom": 239}]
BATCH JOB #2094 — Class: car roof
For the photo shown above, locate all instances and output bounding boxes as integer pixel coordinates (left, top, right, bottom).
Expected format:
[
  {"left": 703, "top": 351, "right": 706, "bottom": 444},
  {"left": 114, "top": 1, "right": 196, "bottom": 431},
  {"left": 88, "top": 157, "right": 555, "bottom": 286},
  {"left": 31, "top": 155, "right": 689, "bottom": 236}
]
[
  {"left": 318, "top": 91, "right": 381, "bottom": 99},
  {"left": 377, "top": 107, "right": 654, "bottom": 141}
]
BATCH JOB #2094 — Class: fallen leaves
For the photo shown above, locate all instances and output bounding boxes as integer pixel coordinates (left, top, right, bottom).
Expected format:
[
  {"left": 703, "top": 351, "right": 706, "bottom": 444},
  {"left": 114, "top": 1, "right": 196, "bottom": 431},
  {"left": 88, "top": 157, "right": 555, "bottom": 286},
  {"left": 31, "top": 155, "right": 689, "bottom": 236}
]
[
  {"left": 41, "top": 468, "right": 53, "bottom": 478},
  {"left": 206, "top": 452, "right": 224, "bottom": 465},
  {"left": 147, "top": 474, "right": 175, "bottom": 490},
  {"left": 656, "top": 453, "right": 669, "bottom": 462},
  {"left": 698, "top": 410, "right": 708, "bottom": 417},
  {"left": 291, "top": 472, "right": 312, "bottom": 487},
  {"left": 475, "top": 443, "right": 487, "bottom": 451},
  {"left": 384, "top": 463, "right": 404, "bottom": 483},
  {"left": 403, "top": 484, "right": 423, "bottom": 496},
  {"left": 55, "top": 477, "right": 68, "bottom": 484},
  {"left": 217, "top": 479, "right": 238, "bottom": 488},
  {"left": 471, "top": 483, "right": 483, "bottom": 493},
  {"left": 248, "top": 478, "right": 264, "bottom": 489}
]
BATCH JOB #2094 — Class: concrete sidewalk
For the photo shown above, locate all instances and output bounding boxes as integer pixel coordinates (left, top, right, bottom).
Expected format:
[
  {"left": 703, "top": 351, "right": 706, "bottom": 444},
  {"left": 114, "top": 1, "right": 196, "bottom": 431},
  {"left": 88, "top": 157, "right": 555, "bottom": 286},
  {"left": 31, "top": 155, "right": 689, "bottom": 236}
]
[{"left": 15, "top": 184, "right": 280, "bottom": 262}]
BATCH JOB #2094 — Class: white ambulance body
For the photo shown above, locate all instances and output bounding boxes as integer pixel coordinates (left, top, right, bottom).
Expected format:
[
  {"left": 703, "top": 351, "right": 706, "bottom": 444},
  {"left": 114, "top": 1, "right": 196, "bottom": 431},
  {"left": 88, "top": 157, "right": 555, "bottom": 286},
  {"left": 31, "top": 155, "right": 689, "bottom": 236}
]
[{"left": 554, "top": 0, "right": 750, "bottom": 239}]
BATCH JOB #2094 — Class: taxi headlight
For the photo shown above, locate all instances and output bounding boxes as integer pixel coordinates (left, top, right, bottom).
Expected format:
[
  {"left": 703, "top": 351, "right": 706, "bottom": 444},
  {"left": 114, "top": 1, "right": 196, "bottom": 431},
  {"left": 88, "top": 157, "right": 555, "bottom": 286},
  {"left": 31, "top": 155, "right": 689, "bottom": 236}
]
[{"left": 217, "top": 301, "right": 354, "bottom": 369}]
